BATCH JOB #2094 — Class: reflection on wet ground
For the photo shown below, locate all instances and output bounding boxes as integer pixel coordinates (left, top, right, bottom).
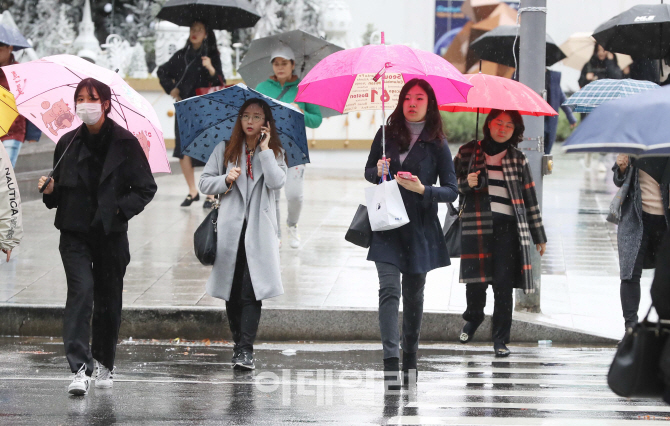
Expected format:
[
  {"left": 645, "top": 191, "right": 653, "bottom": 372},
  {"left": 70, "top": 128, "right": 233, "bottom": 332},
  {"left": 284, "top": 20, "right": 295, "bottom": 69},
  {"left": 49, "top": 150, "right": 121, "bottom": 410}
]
[
  {"left": 0, "top": 148, "right": 651, "bottom": 339},
  {"left": 0, "top": 337, "right": 667, "bottom": 425}
]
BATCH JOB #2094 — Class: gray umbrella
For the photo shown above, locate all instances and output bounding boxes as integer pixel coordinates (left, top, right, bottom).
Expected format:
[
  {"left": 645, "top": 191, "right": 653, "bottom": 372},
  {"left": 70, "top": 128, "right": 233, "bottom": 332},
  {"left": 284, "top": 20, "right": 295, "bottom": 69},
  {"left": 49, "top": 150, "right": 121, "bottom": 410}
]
[
  {"left": 238, "top": 30, "right": 344, "bottom": 118},
  {"left": 0, "top": 11, "right": 30, "bottom": 50}
]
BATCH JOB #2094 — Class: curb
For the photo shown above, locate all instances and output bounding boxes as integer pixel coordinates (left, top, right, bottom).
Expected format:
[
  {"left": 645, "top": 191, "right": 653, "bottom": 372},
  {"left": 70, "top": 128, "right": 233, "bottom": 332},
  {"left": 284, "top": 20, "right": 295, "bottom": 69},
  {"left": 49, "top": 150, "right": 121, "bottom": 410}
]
[{"left": 0, "top": 304, "right": 617, "bottom": 344}]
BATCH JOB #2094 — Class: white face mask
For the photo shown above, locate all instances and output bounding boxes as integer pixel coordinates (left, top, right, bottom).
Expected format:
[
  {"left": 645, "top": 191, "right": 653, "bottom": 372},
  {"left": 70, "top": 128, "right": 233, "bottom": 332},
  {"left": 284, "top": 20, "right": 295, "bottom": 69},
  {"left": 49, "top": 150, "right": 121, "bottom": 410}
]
[{"left": 76, "top": 103, "right": 103, "bottom": 125}]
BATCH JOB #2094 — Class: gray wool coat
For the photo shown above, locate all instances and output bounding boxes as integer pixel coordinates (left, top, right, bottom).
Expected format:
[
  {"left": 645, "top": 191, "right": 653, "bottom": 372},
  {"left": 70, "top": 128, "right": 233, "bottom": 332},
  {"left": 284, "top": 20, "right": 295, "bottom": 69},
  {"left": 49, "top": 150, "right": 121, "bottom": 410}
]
[
  {"left": 199, "top": 142, "right": 287, "bottom": 301},
  {"left": 613, "top": 163, "right": 670, "bottom": 281}
]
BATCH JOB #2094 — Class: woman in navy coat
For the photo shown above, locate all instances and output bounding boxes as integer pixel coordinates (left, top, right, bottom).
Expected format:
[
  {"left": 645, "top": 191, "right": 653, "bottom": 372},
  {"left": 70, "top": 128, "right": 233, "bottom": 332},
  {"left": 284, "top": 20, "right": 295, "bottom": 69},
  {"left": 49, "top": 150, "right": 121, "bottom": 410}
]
[{"left": 364, "top": 78, "right": 458, "bottom": 390}]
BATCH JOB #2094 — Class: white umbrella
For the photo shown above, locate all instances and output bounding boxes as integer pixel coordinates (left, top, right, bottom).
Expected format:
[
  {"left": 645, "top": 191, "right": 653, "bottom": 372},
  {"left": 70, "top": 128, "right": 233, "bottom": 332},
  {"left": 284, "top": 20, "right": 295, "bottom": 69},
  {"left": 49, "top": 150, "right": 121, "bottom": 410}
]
[{"left": 560, "top": 32, "right": 632, "bottom": 71}]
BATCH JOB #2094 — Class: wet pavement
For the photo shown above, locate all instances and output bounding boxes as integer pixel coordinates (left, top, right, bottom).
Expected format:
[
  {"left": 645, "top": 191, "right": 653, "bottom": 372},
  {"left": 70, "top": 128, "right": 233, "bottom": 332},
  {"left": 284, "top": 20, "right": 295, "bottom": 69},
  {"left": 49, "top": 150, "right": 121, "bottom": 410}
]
[
  {"left": 0, "top": 146, "right": 653, "bottom": 340},
  {"left": 0, "top": 337, "right": 667, "bottom": 425}
]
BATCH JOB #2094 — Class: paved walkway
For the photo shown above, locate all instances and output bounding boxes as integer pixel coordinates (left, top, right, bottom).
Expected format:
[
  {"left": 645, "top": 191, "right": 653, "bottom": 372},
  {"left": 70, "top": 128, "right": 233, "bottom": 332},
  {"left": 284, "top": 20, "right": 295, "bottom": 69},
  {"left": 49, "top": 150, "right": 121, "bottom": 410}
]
[{"left": 0, "top": 146, "right": 652, "bottom": 340}]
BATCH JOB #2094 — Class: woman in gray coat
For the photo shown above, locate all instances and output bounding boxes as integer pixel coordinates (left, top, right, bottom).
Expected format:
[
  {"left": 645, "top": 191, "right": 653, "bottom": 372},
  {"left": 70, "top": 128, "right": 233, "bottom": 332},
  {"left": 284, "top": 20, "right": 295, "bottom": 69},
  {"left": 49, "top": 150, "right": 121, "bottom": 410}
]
[
  {"left": 199, "top": 98, "right": 287, "bottom": 370},
  {"left": 614, "top": 154, "right": 669, "bottom": 332}
]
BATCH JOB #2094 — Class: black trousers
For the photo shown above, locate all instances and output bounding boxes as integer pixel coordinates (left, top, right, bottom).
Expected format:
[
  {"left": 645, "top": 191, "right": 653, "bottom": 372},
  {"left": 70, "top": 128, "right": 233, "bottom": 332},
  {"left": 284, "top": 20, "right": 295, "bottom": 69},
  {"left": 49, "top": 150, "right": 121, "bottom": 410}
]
[
  {"left": 226, "top": 222, "right": 262, "bottom": 353},
  {"left": 59, "top": 229, "right": 130, "bottom": 375},
  {"left": 621, "top": 212, "right": 668, "bottom": 328},
  {"left": 463, "top": 218, "right": 520, "bottom": 344}
]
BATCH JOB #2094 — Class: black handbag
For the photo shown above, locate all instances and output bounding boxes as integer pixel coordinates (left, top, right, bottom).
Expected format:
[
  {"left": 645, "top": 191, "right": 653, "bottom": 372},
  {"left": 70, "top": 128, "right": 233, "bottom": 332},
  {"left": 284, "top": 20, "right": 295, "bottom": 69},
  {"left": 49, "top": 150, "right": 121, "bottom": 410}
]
[
  {"left": 607, "top": 307, "right": 670, "bottom": 398},
  {"left": 194, "top": 203, "right": 219, "bottom": 266},
  {"left": 443, "top": 202, "right": 463, "bottom": 258},
  {"left": 345, "top": 204, "right": 372, "bottom": 248}
]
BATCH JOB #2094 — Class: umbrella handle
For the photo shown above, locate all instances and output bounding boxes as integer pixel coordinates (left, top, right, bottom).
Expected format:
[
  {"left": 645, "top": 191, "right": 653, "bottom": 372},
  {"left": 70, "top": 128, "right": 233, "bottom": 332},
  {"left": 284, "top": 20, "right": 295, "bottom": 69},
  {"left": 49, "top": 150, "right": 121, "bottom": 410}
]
[{"left": 39, "top": 176, "right": 52, "bottom": 194}]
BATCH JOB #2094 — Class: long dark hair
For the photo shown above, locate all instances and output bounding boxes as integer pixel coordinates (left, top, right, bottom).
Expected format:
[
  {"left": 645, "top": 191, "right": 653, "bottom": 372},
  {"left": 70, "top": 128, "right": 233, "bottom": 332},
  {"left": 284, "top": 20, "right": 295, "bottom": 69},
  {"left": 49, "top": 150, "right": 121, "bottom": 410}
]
[
  {"left": 482, "top": 109, "right": 525, "bottom": 146},
  {"left": 386, "top": 78, "right": 444, "bottom": 152},
  {"left": 224, "top": 99, "right": 283, "bottom": 166},
  {"left": 184, "top": 20, "right": 220, "bottom": 58},
  {"left": 74, "top": 78, "right": 112, "bottom": 116}
]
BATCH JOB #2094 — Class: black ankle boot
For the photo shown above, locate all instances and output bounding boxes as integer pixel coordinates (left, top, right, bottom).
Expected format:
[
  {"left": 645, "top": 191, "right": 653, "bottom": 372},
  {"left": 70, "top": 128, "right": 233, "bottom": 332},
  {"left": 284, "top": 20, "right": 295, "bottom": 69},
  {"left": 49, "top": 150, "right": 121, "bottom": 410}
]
[
  {"left": 459, "top": 320, "right": 482, "bottom": 343},
  {"left": 402, "top": 351, "right": 417, "bottom": 386},
  {"left": 494, "top": 342, "right": 511, "bottom": 357},
  {"left": 383, "top": 357, "right": 401, "bottom": 391}
]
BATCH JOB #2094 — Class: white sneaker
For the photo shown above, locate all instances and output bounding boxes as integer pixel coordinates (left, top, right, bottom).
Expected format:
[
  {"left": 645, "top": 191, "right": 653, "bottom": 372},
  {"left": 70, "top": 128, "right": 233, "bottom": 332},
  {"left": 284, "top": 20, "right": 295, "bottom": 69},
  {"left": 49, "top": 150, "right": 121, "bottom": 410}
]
[
  {"left": 68, "top": 364, "right": 91, "bottom": 396},
  {"left": 287, "top": 225, "right": 300, "bottom": 249},
  {"left": 95, "top": 361, "right": 115, "bottom": 389}
]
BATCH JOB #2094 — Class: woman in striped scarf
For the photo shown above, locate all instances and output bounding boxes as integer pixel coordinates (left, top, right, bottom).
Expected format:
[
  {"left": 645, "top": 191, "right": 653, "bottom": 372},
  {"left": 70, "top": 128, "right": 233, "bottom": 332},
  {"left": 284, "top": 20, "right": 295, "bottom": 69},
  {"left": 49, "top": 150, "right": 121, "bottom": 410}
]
[{"left": 453, "top": 109, "right": 547, "bottom": 357}]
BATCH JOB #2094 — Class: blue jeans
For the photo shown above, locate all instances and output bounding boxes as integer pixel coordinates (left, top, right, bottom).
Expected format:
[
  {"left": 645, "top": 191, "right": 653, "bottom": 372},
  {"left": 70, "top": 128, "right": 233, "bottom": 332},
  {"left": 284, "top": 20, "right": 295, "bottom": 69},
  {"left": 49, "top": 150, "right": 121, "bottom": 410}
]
[{"left": 2, "top": 139, "right": 22, "bottom": 168}]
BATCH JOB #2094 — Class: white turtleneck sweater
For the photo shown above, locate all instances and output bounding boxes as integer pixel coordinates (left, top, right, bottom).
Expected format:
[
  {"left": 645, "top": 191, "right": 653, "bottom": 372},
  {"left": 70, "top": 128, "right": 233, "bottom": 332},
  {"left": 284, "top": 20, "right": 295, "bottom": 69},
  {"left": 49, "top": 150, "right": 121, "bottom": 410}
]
[{"left": 399, "top": 120, "right": 425, "bottom": 165}]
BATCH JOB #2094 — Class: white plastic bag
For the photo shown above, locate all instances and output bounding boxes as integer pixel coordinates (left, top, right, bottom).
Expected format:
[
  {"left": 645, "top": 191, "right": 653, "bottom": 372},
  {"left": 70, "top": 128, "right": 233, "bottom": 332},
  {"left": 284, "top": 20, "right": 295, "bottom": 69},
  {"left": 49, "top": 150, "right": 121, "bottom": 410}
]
[{"left": 365, "top": 179, "right": 410, "bottom": 231}]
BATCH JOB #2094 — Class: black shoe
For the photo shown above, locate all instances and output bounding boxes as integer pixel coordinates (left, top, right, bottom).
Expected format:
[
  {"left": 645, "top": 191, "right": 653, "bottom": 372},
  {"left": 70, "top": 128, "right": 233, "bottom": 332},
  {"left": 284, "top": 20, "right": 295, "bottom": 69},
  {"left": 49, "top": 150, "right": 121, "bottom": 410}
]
[
  {"left": 459, "top": 320, "right": 482, "bottom": 344},
  {"left": 383, "top": 357, "right": 401, "bottom": 391},
  {"left": 494, "top": 342, "right": 511, "bottom": 357},
  {"left": 203, "top": 198, "right": 215, "bottom": 209},
  {"left": 231, "top": 349, "right": 243, "bottom": 366},
  {"left": 180, "top": 193, "right": 200, "bottom": 207},
  {"left": 233, "top": 351, "right": 255, "bottom": 370},
  {"left": 402, "top": 351, "right": 417, "bottom": 386}
]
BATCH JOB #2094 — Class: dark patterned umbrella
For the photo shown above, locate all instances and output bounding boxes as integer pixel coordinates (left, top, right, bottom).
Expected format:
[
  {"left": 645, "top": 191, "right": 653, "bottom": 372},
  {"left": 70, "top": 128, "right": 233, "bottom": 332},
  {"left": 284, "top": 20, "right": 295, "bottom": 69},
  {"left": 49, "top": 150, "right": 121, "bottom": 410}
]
[
  {"left": 175, "top": 84, "right": 309, "bottom": 167},
  {"left": 156, "top": 0, "right": 260, "bottom": 31}
]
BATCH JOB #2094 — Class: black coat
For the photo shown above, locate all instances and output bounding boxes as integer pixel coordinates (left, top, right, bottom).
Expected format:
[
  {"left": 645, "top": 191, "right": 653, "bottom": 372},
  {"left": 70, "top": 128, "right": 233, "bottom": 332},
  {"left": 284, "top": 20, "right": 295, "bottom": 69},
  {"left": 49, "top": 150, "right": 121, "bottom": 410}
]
[
  {"left": 43, "top": 121, "right": 157, "bottom": 235},
  {"left": 578, "top": 57, "right": 623, "bottom": 88},
  {"left": 364, "top": 127, "right": 458, "bottom": 275},
  {"left": 157, "top": 46, "right": 225, "bottom": 100}
]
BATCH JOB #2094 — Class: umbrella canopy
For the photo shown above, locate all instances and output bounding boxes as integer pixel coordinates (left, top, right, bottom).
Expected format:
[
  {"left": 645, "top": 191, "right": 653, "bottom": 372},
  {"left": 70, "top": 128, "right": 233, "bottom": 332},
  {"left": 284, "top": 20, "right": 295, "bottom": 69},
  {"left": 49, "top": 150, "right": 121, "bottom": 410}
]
[
  {"left": 295, "top": 43, "right": 472, "bottom": 113},
  {"left": 563, "top": 78, "right": 659, "bottom": 113},
  {"left": 593, "top": 4, "right": 670, "bottom": 59},
  {"left": 175, "top": 83, "right": 309, "bottom": 167},
  {"left": 470, "top": 25, "right": 566, "bottom": 68},
  {"left": 0, "top": 11, "right": 30, "bottom": 51},
  {"left": 0, "top": 86, "right": 18, "bottom": 137},
  {"left": 562, "top": 85, "right": 669, "bottom": 156},
  {"left": 559, "top": 32, "right": 632, "bottom": 71},
  {"left": 439, "top": 73, "right": 557, "bottom": 116},
  {"left": 156, "top": 0, "right": 260, "bottom": 31},
  {"left": 1, "top": 55, "right": 170, "bottom": 173},
  {"left": 238, "top": 30, "right": 344, "bottom": 118}
]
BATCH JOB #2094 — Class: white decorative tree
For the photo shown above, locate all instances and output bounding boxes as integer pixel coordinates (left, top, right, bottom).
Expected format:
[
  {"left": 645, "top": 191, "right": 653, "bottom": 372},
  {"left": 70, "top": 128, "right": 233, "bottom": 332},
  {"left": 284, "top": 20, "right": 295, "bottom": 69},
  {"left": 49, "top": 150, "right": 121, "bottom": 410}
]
[
  {"left": 215, "top": 30, "right": 234, "bottom": 80},
  {"left": 32, "top": 0, "right": 76, "bottom": 57},
  {"left": 251, "top": 0, "right": 282, "bottom": 39}
]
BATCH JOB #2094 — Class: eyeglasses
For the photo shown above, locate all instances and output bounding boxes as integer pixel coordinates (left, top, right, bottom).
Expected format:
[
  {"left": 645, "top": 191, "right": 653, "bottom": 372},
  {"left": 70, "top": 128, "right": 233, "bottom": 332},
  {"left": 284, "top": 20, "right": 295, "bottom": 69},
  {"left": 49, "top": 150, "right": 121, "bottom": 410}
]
[{"left": 240, "top": 114, "right": 265, "bottom": 123}]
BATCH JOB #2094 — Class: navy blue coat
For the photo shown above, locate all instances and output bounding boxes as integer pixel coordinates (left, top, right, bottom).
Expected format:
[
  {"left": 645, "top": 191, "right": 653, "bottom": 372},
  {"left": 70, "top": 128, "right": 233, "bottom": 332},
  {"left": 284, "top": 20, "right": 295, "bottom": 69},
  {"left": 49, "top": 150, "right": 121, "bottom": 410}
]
[
  {"left": 364, "top": 127, "right": 458, "bottom": 275},
  {"left": 544, "top": 70, "right": 576, "bottom": 154}
]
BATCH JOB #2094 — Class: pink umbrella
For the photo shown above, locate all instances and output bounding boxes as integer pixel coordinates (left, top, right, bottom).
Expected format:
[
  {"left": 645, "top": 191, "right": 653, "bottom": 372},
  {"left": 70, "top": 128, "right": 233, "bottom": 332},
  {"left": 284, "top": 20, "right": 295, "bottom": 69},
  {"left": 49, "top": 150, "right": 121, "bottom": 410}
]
[
  {"left": 295, "top": 33, "right": 472, "bottom": 177},
  {"left": 1, "top": 55, "right": 170, "bottom": 173}
]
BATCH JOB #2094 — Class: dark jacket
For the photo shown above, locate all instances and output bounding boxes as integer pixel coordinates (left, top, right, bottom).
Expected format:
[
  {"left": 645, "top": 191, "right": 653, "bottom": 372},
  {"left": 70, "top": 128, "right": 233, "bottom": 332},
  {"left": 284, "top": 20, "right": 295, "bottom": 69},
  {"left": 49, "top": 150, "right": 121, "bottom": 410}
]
[
  {"left": 454, "top": 140, "right": 547, "bottom": 291},
  {"left": 544, "top": 70, "right": 576, "bottom": 154},
  {"left": 613, "top": 162, "right": 670, "bottom": 280},
  {"left": 651, "top": 231, "right": 670, "bottom": 405},
  {"left": 578, "top": 57, "right": 623, "bottom": 88},
  {"left": 157, "top": 45, "right": 224, "bottom": 100},
  {"left": 364, "top": 126, "right": 458, "bottom": 275},
  {"left": 43, "top": 120, "right": 157, "bottom": 235}
]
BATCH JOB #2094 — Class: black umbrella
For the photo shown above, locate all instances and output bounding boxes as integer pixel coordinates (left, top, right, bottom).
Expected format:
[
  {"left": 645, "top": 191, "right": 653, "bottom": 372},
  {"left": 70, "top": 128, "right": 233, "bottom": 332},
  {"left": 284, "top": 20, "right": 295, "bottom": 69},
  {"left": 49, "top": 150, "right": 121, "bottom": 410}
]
[
  {"left": 156, "top": 0, "right": 260, "bottom": 31},
  {"left": 635, "top": 157, "right": 670, "bottom": 185},
  {"left": 469, "top": 25, "right": 566, "bottom": 68},
  {"left": 593, "top": 4, "right": 670, "bottom": 59}
]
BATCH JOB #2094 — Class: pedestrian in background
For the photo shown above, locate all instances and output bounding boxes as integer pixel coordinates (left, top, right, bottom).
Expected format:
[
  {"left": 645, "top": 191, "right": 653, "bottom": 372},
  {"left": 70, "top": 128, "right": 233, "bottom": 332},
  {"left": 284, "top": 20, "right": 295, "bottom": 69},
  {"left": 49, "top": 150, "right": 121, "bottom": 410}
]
[
  {"left": 364, "top": 78, "right": 458, "bottom": 390},
  {"left": 544, "top": 69, "right": 576, "bottom": 155},
  {"left": 199, "top": 98, "right": 287, "bottom": 371},
  {"left": 454, "top": 109, "right": 547, "bottom": 358},
  {"left": 0, "top": 141, "right": 22, "bottom": 261},
  {"left": 38, "top": 78, "right": 157, "bottom": 396},
  {"left": 255, "top": 45, "right": 322, "bottom": 249},
  {"left": 158, "top": 20, "right": 224, "bottom": 209},
  {"left": 0, "top": 42, "right": 41, "bottom": 168},
  {"left": 613, "top": 155, "right": 669, "bottom": 332}
]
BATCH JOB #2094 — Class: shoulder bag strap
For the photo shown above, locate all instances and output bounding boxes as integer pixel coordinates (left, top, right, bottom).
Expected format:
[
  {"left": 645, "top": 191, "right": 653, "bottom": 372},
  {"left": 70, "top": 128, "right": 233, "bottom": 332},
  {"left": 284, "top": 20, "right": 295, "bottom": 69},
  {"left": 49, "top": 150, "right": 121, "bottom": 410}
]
[{"left": 277, "top": 85, "right": 292, "bottom": 101}]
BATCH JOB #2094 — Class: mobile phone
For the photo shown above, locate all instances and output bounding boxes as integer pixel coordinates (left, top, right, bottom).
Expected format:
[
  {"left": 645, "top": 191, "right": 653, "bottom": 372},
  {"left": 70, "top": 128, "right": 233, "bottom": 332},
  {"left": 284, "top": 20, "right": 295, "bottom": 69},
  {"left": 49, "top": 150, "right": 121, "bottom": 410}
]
[{"left": 397, "top": 171, "right": 416, "bottom": 181}]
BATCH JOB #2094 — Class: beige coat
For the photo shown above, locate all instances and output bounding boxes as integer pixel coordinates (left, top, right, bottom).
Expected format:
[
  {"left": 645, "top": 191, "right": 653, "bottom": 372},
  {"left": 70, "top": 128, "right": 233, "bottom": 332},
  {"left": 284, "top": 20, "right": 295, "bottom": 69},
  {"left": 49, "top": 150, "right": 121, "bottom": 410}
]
[{"left": 199, "top": 142, "right": 287, "bottom": 301}]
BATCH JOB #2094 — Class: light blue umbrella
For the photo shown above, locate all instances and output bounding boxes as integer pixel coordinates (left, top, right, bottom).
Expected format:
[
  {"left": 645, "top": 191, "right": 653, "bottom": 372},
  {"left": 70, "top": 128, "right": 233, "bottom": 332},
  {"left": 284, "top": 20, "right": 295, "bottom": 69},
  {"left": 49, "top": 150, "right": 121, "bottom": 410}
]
[
  {"left": 175, "top": 83, "right": 309, "bottom": 167},
  {"left": 563, "top": 78, "right": 659, "bottom": 113},
  {"left": 0, "top": 11, "right": 30, "bottom": 50},
  {"left": 562, "top": 85, "right": 669, "bottom": 156}
]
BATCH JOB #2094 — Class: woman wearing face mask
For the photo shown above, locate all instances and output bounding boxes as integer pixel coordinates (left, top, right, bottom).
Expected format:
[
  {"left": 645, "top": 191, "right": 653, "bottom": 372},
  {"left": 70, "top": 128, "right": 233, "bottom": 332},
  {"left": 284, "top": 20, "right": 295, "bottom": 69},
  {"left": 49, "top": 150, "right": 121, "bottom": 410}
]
[
  {"left": 255, "top": 45, "right": 322, "bottom": 249},
  {"left": 158, "top": 20, "right": 225, "bottom": 209},
  {"left": 199, "top": 98, "right": 286, "bottom": 371},
  {"left": 364, "top": 79, "right": 458, "bottom": 390},
  {"left": 37, "top": 78, "right": 157, "bottom": 396},
  {"left": 454, "top": 109, "right": 547, "bottom": 357}
]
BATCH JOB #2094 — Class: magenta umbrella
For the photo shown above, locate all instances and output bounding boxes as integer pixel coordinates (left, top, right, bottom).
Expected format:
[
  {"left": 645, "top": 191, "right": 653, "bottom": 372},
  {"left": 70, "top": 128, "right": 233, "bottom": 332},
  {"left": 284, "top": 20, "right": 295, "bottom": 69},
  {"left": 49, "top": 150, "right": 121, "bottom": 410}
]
[
  {"left": 1, "top": 55, "right": 170, "bottom": 173},
  {"left": 295, "top": 33, "right": 472, "bottom": 171}
]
